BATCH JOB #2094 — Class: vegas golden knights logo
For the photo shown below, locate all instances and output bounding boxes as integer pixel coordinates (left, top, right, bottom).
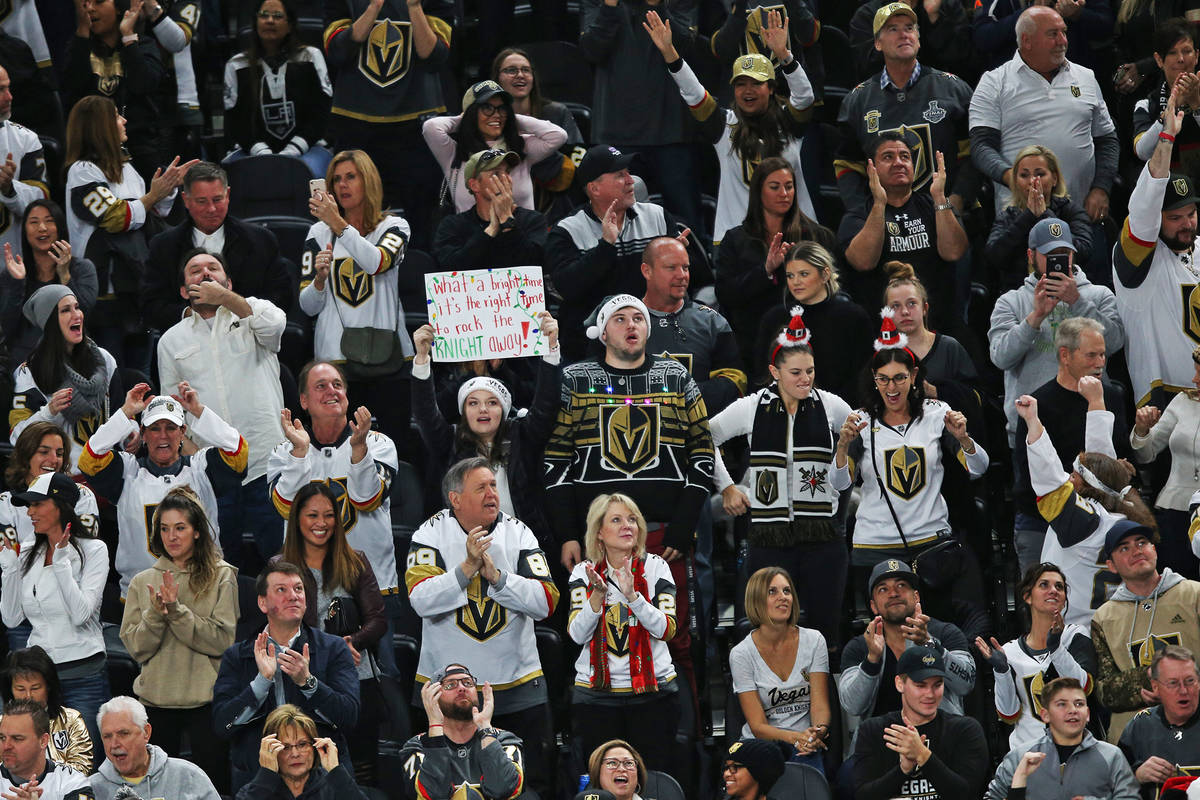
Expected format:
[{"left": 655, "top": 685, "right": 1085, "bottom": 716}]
[
  {"left": 876, "top": 123, "right": 935, "bottom": 189},
  {"left": 457, "top": 576, "right": 507, "bottom": 641},
  {"left": 361, "top": 20, "right": 412, "bottom": 87},
  {"left": 740, "top": 153, "right": 763, "bottom": 186},
  {"left": 334, "top": 258, "right": 374, "bottom": 307},
  {"left": 89, "top": 53, "right": 123, "bottom": 96},
  {"left": 865, "top": 110, "right": 881, "bottom": 134},
  {"left": 603, "top": 604, "right": 631, "bottom": 656},
  {"left": 599, "top": 404, "right": 660, "bottom": 475},
  {"left": 142, "top": 504, "right": 160, "bottom": 555},
  {"left": 1070, "top": 85, "right": 1081, "bottom": 97},
  {"left": 75, "top": 415, "right": 100, "bottom": 449},
  {"left": 1180, "top": 284, "right": 1200, "bottom": 344},
  {"left": 886, "top": 221, "right": 901, "bottom": 235},
  {"left": 657, "top": 351, "right": 694, "bottom": 374},
  {"left": 884, "top": 446, "right": 926, "bottom": 499},
  {"left": 755, "top": 471, "right": 779, "bottom": 505},
  {"left": 1175, "top": 178, "right": 1191, "bottom": 197},
  {"left": 1129, "top": 632, "right": 1181, "bottom": 667},
  {"left": 1022, "top": 667, "right": 1059, "bottom": 717},
  {"left": 1048, "top": 222, "right": 1063, "bottom": 238},
  {"left": 323, "top": 477, "right": 360, "bottom": 533}
]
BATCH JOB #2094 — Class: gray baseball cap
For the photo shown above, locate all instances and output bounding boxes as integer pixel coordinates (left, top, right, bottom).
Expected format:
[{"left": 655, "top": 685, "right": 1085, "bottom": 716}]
[{"left": 1028, "top": 217, "right": 1076, "bottom": 254}]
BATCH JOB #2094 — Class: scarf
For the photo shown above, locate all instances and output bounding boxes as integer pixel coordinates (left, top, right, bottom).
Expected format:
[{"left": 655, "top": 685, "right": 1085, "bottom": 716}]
[
  {"left": 587, "top": 555, "right": 657, "bottom": 694},
  {"left": 746, "top": 386, "right": 836, "bottom": 545},
  {"left": 60, "top": 343, "right": 109, "bottom": 425}
]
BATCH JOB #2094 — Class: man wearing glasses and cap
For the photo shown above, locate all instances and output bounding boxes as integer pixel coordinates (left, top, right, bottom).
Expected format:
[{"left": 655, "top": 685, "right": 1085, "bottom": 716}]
[
  {"left": 432, "top": 148, "right": 548, "bottom": 270},
  {"left": 398, "top": 664, "right": 523, "bottom": 800}
]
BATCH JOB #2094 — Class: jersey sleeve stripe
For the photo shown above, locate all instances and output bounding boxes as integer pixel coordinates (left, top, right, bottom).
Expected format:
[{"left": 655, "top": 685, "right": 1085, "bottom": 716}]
[
  {"left": 404, "top": 564, "right": 444, "bottom": 594},
  {"left": 219, "top": 438, "right": 249, "bottom": 471},
  {"left": 1035, "top": 482, "right": 1075, "bottom": 522},
  {"left": 997, "top": 707, "right": 1022, "bottom": 723},
  {"left": 7, "top": 407, "right": 31, "bottom": 435},
  {"left": 688, "top": 94, "right": 718, "bottom": 122},
  {"left": 271, "top": 487, "right": 292, "bottom": 517},
  {"left": 710, "top": 367, "right": 748, "bottom": 395},
  {"left": 427, "top": 15, "right": 452, "bottom": 46},
  {"left": 349, "top": 484, "right": 386, "bottom": 512},
  {"left": 323, "top": 19, "right": 351, "bottom": 50},
  {"left": 541, "top": 582, "right": 559, "bottom": 615},
  {"left": 1120, "top": 220, "right": 1157, "bottom": 266},
  {"left": 79, "top": 443, "right": 114, "bottom": 475}
]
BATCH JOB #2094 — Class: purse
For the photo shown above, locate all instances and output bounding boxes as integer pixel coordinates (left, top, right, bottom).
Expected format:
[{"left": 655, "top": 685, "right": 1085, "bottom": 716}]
[
  {"left": 324, "top": 595, "right": 362, "bottom": 639},
  {"left": 329, "top": 242, "right": 408, "bottom": 381},
  {"left": 868, "top": 425, "right": 965, "bottom": 590}
]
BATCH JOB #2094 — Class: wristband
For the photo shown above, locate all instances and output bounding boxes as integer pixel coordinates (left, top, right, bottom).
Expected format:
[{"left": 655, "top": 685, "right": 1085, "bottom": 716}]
[
  {"left": 1160, "top": 132, "right": 1176, "bottom": 143},
  {"left": 935, "top": 202, "right": 954, "bottom": 212},
  {"left": 121, "top": 34, "right": 138, "bottom": 45}
]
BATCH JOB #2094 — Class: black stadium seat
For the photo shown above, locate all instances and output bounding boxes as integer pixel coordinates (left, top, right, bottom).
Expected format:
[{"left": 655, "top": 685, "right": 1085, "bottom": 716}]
[
  {"left": 766, "top": 762, "right": 833, "bottom": 800},
  {"left": 225, "top": 155, "right": 315, "bottom": 219},
  {"left": 515, "top": 41, "right": 594, "bottom": 106},
  {"left": 642, "top": 770, "right": 687, "bottom": 800}
]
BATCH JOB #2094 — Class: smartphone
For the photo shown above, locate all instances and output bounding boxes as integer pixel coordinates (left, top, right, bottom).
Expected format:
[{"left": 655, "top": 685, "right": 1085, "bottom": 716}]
[
  {"left": 1046, "top": 252, "right": 1072, "bottom": 277},
  {"left": 309, "top": 179, "right": 326, "bottom": 198}
]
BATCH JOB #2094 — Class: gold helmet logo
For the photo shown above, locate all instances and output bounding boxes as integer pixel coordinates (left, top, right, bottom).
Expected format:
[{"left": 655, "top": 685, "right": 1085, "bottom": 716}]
[
  {"left": 1175, "top": 178, "right": 1191, "bottom": 197},
  {"left": 1048, "top": 222, "right": 1062, "bottom": 238}
]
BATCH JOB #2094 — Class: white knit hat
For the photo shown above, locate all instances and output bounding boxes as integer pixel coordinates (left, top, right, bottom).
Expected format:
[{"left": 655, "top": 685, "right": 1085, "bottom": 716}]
[
  {"left": 457, "top": 377, "right": 512, "bottom": 418},
  {"left": 586, "top": 294, "right": 650, "bottom": 340}
]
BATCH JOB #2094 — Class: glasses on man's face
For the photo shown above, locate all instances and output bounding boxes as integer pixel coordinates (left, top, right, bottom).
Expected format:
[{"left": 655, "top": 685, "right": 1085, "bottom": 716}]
[
  {"left": 257, "top": 10, "right": 286, "bottom": 19},
  {"left": 279, "top": 740, "right": 313, "bottom": 753},
  {"left": 499, "top": 66, "right": 533, "bottom": 76},
  {"left": 441, "top": 677, "right": 476, "bottom": 690},
  {"left": 1157, "top": 677, "right": 1200, "bottom": 692},
  {"left": 874, "top": 373, "right": 911, "bottom": 387},
  {"left": 602, "top": 759, "right": 637, "bottom": 771},
  {"left": 479, "top": 103, "right": 509, "bottom": 118}
]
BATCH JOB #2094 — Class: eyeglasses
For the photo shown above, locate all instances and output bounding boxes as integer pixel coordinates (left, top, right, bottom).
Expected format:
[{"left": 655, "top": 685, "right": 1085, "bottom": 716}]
[
  {"left": 499, "top": 66, "right": 533, "bottom": 76},
  {"left": 257, "top": 10, "right": 286, "bottom": 19},
  {"left": 602, "top": 759, "right": 638, "bottom": 771},
  {"left": 723, "top": 763, "right": 744, "bottom": 774},
  {"left": 1157, "top": 677, "right": 1200, "bottom": 691},
  {"left": 441, "top": 677, "right": 476, "bottom": 690},
  {"left": 279, "top": 740, "right": 313, "bottom": 753},
  {"left": 478, "top": 103, "right": 509, "bottom": 118},
  {"left": 874, "top": 373, "right": 911, "bottom": 386}
]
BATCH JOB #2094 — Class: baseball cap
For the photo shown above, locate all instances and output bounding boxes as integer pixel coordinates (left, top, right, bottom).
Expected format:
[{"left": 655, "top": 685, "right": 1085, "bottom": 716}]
[
  {"left": 873, "top": 2, "right": 918, "bottom": 35},
  {"left": 896, "top": 646, "right": 947, "bottom": 681},
  {"left": 730, "top": 53, "right": 774, "bottom": 84},
  {"left": 1102, "top": 518, "right": 1158, "bottom": 560},
  {"left": 1164, "top": 173, "right": 1200, "bottom": 212},
  {"left": 575, "top": 145, "right": 637, "bottom": 187},
  {"left": 461, "top": 80, "right": 511, "bottom": 110},
  {"left": 868, "top": 558, "right": 919, "bottom": 593},
  {"left": 141, "top": 396, "right": 185, "bottom": 427},
  {"left": 12, "top": 472, "right": 80, "bottom": 507},
  {"left": 463, "top": 148, "right": 520, "bottom": 180},
  {"left": 434, "top": 664, "right": 477, "bottom": 685},
  {"left": 1028, "top": 217, "right": 1076, "bottom": 254}
]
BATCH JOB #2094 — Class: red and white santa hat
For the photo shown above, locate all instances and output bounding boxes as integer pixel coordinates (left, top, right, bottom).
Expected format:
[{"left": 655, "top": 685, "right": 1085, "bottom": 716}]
[
  {"left": 874, "top": 306, "right": 909, "bottom": 352},
  {"left": 770, "top": 306, "right": 811, "bottom": 363}
]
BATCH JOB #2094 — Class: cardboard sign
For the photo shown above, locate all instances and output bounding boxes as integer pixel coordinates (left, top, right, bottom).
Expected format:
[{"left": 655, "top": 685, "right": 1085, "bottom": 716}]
[{"left": 425, "top": 267, "right": 547, "bottom": 361}]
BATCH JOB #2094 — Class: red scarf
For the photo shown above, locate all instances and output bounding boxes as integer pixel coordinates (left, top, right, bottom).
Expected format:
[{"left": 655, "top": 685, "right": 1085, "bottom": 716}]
[{"left": 587, "top": 555, "right": 658, "bottom": 694}]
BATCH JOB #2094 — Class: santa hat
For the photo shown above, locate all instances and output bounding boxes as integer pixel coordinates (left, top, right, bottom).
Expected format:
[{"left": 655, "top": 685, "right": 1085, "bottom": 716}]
[
  {"left": 770, "top": 306, "right": 811, "bottom": 364},
  {"left": 874, "top": 306, "right": 909, "bottom": 352}
]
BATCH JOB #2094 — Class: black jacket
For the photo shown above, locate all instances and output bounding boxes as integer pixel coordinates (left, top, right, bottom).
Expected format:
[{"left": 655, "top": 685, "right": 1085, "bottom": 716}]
[
  {"left": 141, "top": 215, "right": 294, "bottom": 330},
  {"left": 236, "top": 764, "right": 368, "bottom": 800},
  {"left": 62, "top": 34, "right": 163, "bottom": 140},
  {"left": 853, "top": 710, "right": 989, "bottom": 800},
  {"left": 433, "top": 206, "right": 548, "bottom": 270},
  {"left": 986, "top": 195, "right": 1095, "bottom": 291},
  {"left": 267, "top": 552, "right": 386, "bottom": 656}
]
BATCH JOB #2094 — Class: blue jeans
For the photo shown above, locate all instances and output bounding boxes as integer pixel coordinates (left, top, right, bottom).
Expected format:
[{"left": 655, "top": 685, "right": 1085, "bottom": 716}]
[
  {"left": 61, "top": 667, "right": 111, "bottom": 768},
  {"left": 217, "top": 475, "right": 285, "bottom": 573},
  {"left": 6, "top": 621, "right": 31, "bottom": 652}
]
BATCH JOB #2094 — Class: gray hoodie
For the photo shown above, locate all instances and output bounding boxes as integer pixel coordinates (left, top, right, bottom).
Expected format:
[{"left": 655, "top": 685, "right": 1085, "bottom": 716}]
[
  {"left": 986, "top": 728, "right": 1140, "bottom": 800},
  {"left": 90, "top": 743, "right": 220, "bottom": 800},
  {"left": 987, "top": 268, "right": 1124, "bottom": 441}
]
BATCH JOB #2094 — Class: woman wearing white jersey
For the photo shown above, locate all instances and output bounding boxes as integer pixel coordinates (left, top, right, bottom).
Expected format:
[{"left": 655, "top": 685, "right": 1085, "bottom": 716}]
[
  {"left": 644, "top": 8, "right": 815, "bottom": 246},
  {"left": 832, "top": 309, "right": 988, "bottom": 606},
  {"left": 1017, "top": 386, "right": 1157, "bottom": 628},
  {"left": 568, "top": 493, "right": 679, "bottom": 776},
  {"left": 710, "top": 307, "right": 851, "bottom": 644},
  {"left": 0, "top": 421, "right": 100, "bottom": 651},
  {"left": 974, "top": 562, "right": 1096, "bottom": 748},
  {"left": 302, "top": 149, "right": 413, "bottom": 445}
]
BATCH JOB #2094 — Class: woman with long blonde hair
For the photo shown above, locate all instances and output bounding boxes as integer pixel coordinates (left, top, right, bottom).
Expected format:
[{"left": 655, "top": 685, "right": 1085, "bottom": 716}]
[{"left": 120, "top": 485, "right": 237, "bottom": 791}]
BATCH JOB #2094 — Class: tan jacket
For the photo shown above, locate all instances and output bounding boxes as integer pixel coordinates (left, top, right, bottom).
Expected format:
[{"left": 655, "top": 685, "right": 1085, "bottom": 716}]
[{"left": 120, "top": 557, "right": 239, "bottom": 708}]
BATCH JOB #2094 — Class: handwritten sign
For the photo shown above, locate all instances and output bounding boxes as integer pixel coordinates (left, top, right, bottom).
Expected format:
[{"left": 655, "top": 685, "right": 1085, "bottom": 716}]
[{"left": 425, "top": 267, "right": 547, "bottom": 361}]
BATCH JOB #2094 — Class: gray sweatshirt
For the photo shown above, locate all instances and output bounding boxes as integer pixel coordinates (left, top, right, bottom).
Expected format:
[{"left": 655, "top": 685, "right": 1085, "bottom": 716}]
[
  {"left": 90, "top": 744, "right": 220, "bottom": 800},
  {"left": 986, "top": 729, "right": 1140, "bottom": 800}
]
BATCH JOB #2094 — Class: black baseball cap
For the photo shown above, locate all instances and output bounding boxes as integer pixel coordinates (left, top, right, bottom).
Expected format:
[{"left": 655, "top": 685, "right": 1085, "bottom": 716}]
[
  {"left": 896, "top": 646, "right": 947, "bottom": 681},
  {"left": 12, "top": 472, "right": 80, "bottom": 507},
  {"left": 1102, "top": 518, "right": 1158, "bottom": 560},
  {"left": 1164, "top": 172, "right": 1200, "bottom": 212},
  {"left": 575, "top": 145, "right": 637, "bottom": 187},
  {"left": 868, "top": 558, "right": 919, "bottom": 593}
]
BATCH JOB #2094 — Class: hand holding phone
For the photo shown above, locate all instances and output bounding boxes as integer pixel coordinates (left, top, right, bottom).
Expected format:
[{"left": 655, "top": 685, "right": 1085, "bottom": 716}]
[{"left": 309, "top": 179, "right": 326, "bottom": 198}]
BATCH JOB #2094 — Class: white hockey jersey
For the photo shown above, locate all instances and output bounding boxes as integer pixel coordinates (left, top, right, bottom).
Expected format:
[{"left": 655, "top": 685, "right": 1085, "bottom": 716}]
[
  {"left": 79, "top": 407, "right": 247, "bottom": 595},
  {"left": 0, "top": 120, "right": 47, "bottom": 253},
  {"left": 268, "top": 425, "right": 399, "bottom": 590},
  {"left": 152, "top": 1, "right": 201, "bottom": 110},
  {"left": 1032, "top": 410, "right": 1124, "bottom": 629},
  {"left": 9, "top": 348, "right": 119, "bottom": 476},
  {"left": 298, "top": 215, "right": 415, "bottom": 363},
  {"left": 831, "top": 399, "right": 989, "bottom": 549},
  {"left": 0, "top": 485, "right": 100, "bottom": 550},
  {"left": 0, "top": 1, "right": 50, "bottom": 67},
  {"left": 567, "top": 554, "right": 678, "bottom": 690},
  {"left": 993, "top": 626, "right": 1094, "bottom": 748},
  {"left": 406, "top": 510, "right": 557, "bottom": 696}
]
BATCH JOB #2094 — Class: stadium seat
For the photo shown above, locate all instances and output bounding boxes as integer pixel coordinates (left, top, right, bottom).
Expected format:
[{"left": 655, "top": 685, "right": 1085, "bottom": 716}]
[
  {"left": 820, "top": 26, "right": 855, "bottom": 115},
  {"left": 562, "top": 101, "right": 591, "bottom": 146},
  {"left": 399, "top": 248, "right": 436, "bottom": 332},
  {"left": 515, "top": 41, "right": 594, "bottom": 106},
  {"left": 225, "top": 155, "right": 315, "bottom": 219},
  {"left": 390, "top": 460, "right": 425, "bottom": 539},
  {"left": 642, "top": 770, "right": 687, "bottom": 800},
  {"left": 246, "top": 215, "right": 312, "bottom": 272},
  {"left": 235, "top": 573, "right": 267, "bottom": 642},
  {"left": 766, "top": 762, "right": 833, "bottom": 800}
]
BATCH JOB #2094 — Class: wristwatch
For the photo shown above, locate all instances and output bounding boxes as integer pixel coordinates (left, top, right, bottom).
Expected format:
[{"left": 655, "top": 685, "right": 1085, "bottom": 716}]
[
  {"left": 302, "top": 675, "right": 317, "bottom": 691},
  {"left": 478, "top": 727, "right": 501, "bottom": 740}
]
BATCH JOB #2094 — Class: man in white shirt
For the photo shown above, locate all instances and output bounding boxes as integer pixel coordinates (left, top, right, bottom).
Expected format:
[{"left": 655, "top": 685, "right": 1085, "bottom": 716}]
[{"left": 157, "top": 248, "right": 286, "bottom": 570}]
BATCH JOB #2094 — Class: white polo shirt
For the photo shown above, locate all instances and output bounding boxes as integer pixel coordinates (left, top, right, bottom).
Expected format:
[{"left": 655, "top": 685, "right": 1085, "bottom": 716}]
[{"left": 970, "top": 52, "right": 1115, "bottom": 211}]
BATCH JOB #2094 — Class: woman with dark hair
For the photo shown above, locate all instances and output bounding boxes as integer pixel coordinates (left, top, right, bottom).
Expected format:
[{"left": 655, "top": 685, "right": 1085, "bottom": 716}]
[
  {"left": 752, "top": 241, "right": 872, "bottom": 401},
  {"left": 721, "top": 738, "right": 792, "bottom": 799},
  {"left": 0, "top": 200, "right": 99, "bottom": 365},
  {"left": 715, "top": 158, "right": 836, "bottom": 368},
  {"left": 223, "top": 0, "right": 334, "bottom": 177},
  {"left": 710, "top": 310, "right": 851, "bottom": 643},
  {"left": 1132, "top": 21, "right": 1200, "bottom": 169},
  {"left": 645, "top": 9, "right": 816, "bottom": 246},
  {"left": 422, "top": 80, "right": 567, "bottom": 212},
  {"left": 585, "top": 739, "right": 649, "bottom": 800},
  {"left": 120, "top": 485, "right": 237, "bottom": 792},
  {"left": 273, "top": 481, "right": 385, "bottom": 783},
  {"left": 974, "top": 562, "right": 1096, "bottom": 749},
  {"left": 0, "top": 471, "right": 109, "bottom": 751},
  {"left": 832, "top": 311, "right": 987, "bottom": 578},
  {"left": 410, "top": 314, "right": 560, "bottom": 545},
  {"left": 2, "top": 645, "right": 94, "bottom": 774},
  {"left": 8, "top": 286, "right": 121, "bottom": 475},
  {"left": 730, "top": 567, "right": 831, "bottom": 773}
]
